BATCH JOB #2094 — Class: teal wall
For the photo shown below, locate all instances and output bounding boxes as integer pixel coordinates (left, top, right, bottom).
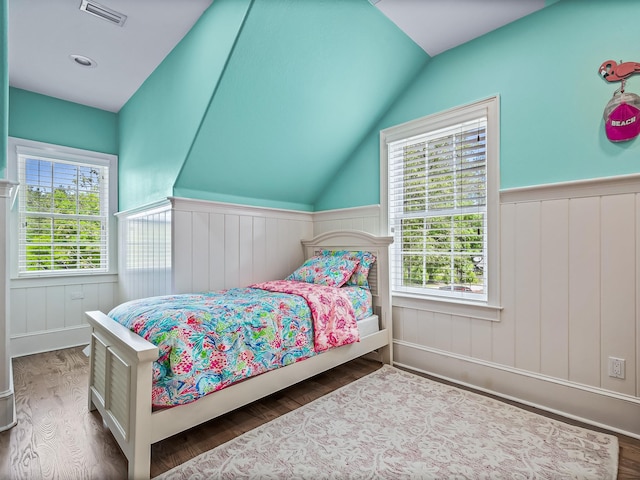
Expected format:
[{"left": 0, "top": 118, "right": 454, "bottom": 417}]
[
  {"left": 1, "top": 0, "right": 7, "bottom": 178},
  {"left": 118, "top": 0, "right": 253, "bottom": 212},
  {"left": 174, "top": 0, "right": 428, "bottom": 211},
  {"left": 315, "top": 0, "right": 640, "bottom": 210},
  {"left": 13, "top": 0, "right": 632, "bottom": 213},
  {"left": 8, "top": 88, "right": 118, "bottom": 155},
  {"left": 118, "top": 0, "right": 428, "bottom": 212}
]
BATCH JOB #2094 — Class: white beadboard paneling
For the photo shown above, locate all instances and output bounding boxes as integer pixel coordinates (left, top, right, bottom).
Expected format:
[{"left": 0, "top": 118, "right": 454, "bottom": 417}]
[
  {"left": 344, "top": 217, "right": 364, "bottom": 232},
  {"left": 82, "top": 284, "right": 100, "bottom": 323},
  {"left": 514, "top": 202, "right": 541, "bottom": 373},
  {"left": 276, "top": 219, "right": 291, "bottom": 275},
  {"left": 46, "top": 286, "right": 66, "bottom": 330},
  {"left": 26, "top": 287, "right": 46, "bottom": 333},
  {"left": 277, "top": 219, "right": 295, "bottom": 276},
  {"left": 356, "top": 174, "right": 640, "bottom": 434},
  {"left": 265, "top": 218, "right": 280, "bottom": 279},
  {"left": 173, "top": 209, "right": 194, "bottom": 294},
  {"left": 117, "top": 202, "right": 172, "bottom": 303},
  {"left": 64, "top": 285, "right": 83, "bottom": 327},
  {"left": 10, "top": 277, "right": 117, "bottom": 356},
  {"left": 156, "top": 212, "right": 172, "bottom": 295},
  {"left": 415, "top": 309, "right": 435, "bottom": 348},
  {"left": 252, "top": 217, "right": 268, "bottom": 283},
  {"left": 10, "top": 289, "right": 27, "bottom": 335},
  {"left": 568, "top": 197, "right": 601, "bottom": 387},
  {"left": 191, "top": 211, "right": 210, "bottom": 292},
  {"left": 224, "top": 215, "right": 240, "bottom": 289},
  {"left": 238, "top": 216, "right": 254, "bottom": 287},
  {"left": 362, "top": 215, "right": 380, "bottom": 235},
  {"left": 312, "top": 205, "right": 381, "bottom": 236},
  {"left": 209, "top": 213, "right": 226, "bottom": 291},
  {"left": 400, "top": 307, "right": 419, "bottom": 342},
  {"left": 470, "top": 318, "right": 492, "bottom": 361},
  {"left": 392, "top": 305, "right": 404, "bottom": 341},
  {"left": 600, "top": 194, "right": 636, "bottom": 395},
  {"left": 540, "top": 199, "right": 569, "bottom": 380},
  {"left": 418, "top": 311, "right": 451, "bottom": 352},
  {"left": 450, "top": 315, "right": 472, "bottom": 357},
  {"left": 166, "top": 198, "right": 313, "bottom": 295},
  {"left": 98, "top": 282, "right": 116, "bottom": 314},
  {"left": 493, "top": 203, "right": 516, "bottom": 366}
]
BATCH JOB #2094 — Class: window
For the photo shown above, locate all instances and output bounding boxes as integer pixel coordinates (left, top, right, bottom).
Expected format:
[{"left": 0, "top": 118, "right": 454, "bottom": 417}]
[
  {"left": 10, "top": 139, "right": 117, "bottom": 277},
  {"left": 381, "top": 97, "right": 499, "bottom": 307}
]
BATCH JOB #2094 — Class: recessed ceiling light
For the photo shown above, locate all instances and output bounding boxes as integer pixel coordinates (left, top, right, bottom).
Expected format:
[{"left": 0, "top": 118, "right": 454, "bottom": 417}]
[{"left": 69, "top": 54, "right": 97, "bottom": 68}]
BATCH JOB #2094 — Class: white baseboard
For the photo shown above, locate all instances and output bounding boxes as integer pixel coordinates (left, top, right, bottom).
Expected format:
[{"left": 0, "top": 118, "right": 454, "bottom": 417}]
[
  {"left": 394, "top": 340, "right": 640, "bottom": 439},
  {"left": 11, "top": 325, "right": 92, "bottom": 358}
]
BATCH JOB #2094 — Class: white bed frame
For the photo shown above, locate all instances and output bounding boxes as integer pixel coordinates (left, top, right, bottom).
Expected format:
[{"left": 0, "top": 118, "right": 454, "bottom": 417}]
[{"left": 86, "top": 230, "right": 393, "bottom": 479}]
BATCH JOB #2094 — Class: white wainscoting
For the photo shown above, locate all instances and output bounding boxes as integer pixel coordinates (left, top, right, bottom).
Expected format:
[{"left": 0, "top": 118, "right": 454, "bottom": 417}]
[
  {"left": 317, "top": 177, "right": 640, "bottom": 437},
  {"left": 170, "top": 197, "right": 313, "bottom": 294},
  {"left": 313, "top": 205, "right": 381, "bottom": 236},
  {"left": 116, "top": 201, "right": 172, "bottom": 303},
  {"left": 12, "top": 180, "right": 640, "bottom": 436},
  {"left": 11, "top": 197, "right": 315, "bottom": 357},
  {"left": 10, "top": 274, "right": 118, "bottom": 357},
  {"left": 116, "top": 201, "right": 370, "bottom": 302}
]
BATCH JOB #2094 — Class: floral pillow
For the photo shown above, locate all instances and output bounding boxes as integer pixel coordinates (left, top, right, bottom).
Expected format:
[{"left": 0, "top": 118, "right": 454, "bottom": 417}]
[
  {"left": 320, "top": 250, "right": 376, "bottom": 288},
  {"left": 285, "top": 255, "right": 360, "bottom": 287}
]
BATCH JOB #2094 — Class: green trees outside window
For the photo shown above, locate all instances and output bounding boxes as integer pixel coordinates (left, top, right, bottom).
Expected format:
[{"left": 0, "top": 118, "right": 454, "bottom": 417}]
[
  {"left": 19, "top": 157, "right": 108, "bottom": 274},
  {"left": 389, "top": 119, "right": 487, "bottom": 297}
]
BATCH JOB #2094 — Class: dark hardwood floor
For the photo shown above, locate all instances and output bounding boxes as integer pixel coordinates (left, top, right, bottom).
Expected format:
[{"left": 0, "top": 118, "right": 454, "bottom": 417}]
[{"left": 1, "top": 346, "right": 638, "bottom": 479}]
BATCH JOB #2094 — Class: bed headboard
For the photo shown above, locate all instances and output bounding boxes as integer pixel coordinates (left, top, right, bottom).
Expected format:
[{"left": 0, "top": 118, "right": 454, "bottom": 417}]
[{"left": 301, "top": 230, "right": 393, "bottom": 332}]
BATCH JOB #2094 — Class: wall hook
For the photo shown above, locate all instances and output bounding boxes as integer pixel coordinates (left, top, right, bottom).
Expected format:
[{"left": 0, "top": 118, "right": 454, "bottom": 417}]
[{"left": 599, "top": 59, "right": 640, "bottom": 82}]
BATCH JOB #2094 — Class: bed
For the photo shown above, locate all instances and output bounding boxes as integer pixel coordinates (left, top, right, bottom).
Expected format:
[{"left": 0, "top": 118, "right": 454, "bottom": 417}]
[{"left": 85, "top": 230, "right": 393, "bottom": 479}]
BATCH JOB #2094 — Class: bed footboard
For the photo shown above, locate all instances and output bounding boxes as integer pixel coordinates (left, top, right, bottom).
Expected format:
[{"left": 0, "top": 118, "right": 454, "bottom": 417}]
[{"left": 86, "top": 310, "right": 158, "bottom": 480}]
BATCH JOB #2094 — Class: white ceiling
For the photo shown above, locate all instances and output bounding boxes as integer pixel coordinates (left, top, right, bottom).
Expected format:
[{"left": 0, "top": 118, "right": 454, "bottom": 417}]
[
  {"left": 373, "top": 0, "right": 545, "bottom": 57},
  {"left": 8, "top": 0, "right": 546, "bottom": 113},
  {"left": 8, "top": 0, "right": 213, "bottom": 112}
]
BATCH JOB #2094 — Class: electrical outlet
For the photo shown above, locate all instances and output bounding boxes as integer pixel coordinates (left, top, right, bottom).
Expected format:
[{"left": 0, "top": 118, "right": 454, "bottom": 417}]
[
  {"left": 608, "top": 357, "right": 625, "bottom": 379},
  {"left": 70, "top": 292, "right": 85, "bottom": 300}
]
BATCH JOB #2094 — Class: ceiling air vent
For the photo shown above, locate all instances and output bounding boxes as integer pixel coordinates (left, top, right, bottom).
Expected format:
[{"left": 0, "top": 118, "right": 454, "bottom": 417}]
[{"left": 80, "top": 0, "right": 127, "bottom": 27}]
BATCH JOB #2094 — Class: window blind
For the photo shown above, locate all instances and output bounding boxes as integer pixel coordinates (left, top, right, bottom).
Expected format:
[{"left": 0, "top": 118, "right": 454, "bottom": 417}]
[
  {"left": 388, "top": 117, "right": 488, "bottom": 300},
  {"left": 17, "top": 153, "right": 109, "bottom": 275}
]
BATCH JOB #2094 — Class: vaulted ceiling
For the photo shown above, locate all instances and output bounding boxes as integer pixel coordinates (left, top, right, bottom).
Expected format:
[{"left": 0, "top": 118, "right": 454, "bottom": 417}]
[
  {"left": 7, "top": 0, "right": 550, "bottom": 212},
  {"left": 8, "top": 0, "right": 546, "bottom": 113}
]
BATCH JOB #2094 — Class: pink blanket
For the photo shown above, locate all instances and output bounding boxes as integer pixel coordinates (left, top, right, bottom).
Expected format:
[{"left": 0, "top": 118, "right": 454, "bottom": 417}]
[{"left": 251, "top": 280, "right": 360, "bottom": 352}]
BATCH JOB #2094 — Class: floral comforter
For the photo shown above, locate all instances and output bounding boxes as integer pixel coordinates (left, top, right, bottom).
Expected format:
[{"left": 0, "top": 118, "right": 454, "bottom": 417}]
[{"left": 108, "top": 281, "right": 360, "bottom": 407}]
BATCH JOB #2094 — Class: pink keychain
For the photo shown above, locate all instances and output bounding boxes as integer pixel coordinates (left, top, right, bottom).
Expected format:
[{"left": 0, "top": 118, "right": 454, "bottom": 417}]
[{"left": 599, "top": 60, "right": 640, "bottom": 142}]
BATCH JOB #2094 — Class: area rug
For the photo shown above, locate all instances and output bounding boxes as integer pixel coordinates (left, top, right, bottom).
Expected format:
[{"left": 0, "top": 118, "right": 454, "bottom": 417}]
[{"left": 156, "top": 365, "right": 619, "bottom": 479}]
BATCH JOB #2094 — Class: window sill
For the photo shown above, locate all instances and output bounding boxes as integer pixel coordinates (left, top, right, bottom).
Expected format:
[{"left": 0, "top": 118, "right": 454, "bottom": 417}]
[
  {"left": 10, "top": 272, "right": 118, "bottom": 289},
  {"left": 392, "top": 292, "right": 503, "bottom": 322}
]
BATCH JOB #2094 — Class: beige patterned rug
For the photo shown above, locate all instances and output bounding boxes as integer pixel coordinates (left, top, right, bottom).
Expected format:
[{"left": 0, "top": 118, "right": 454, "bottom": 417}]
[{"left": 157, "top": 365, "right": 618, "bottom": 479}]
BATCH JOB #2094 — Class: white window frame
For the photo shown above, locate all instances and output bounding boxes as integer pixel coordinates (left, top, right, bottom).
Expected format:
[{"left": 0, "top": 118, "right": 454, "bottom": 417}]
[
  {"left": 8, "top": 137, "right": 118, "bottom": 279},
  {"left": 380, "top": 96, "right": 501, "bottom": 320}
]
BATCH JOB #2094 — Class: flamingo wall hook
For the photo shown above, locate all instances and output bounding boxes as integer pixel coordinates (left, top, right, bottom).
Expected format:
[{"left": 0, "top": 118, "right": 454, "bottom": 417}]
[
  {"left": 599, "top": 59, "right": 640, "bottom": 143},
  {"left": 599, "top": 60, "right": 640, "bottom": 82}
]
